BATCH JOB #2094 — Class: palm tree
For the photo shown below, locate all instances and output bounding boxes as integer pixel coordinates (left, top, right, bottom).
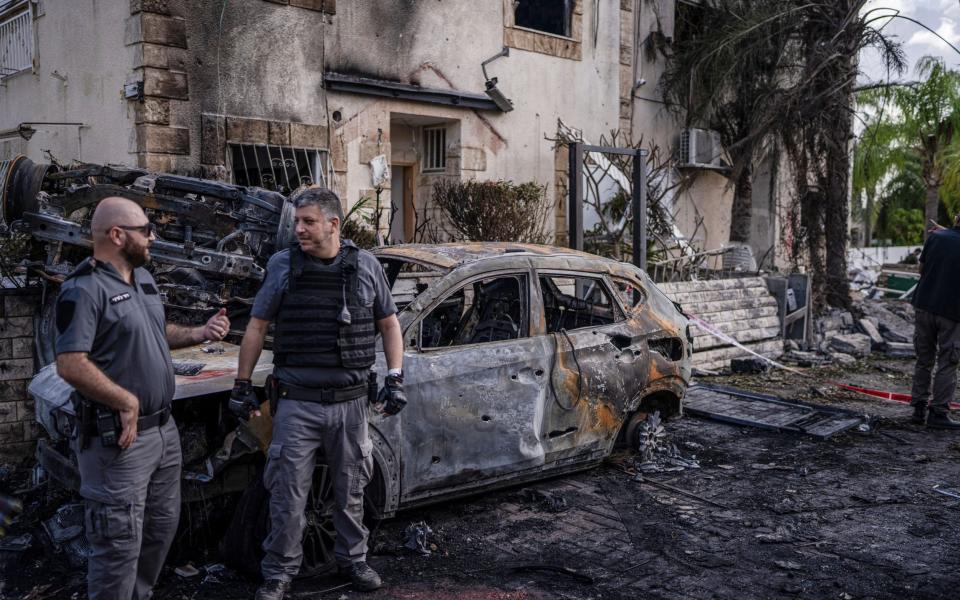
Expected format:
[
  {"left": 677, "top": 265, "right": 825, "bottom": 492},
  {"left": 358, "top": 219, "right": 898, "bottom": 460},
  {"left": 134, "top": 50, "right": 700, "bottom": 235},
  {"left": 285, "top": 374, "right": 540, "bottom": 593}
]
[
  {"left": 660, "top": 0, "right": 904, "bottom": 309},
  {"left": 857, "top": 57, "right": 960, "bottom": 238}
]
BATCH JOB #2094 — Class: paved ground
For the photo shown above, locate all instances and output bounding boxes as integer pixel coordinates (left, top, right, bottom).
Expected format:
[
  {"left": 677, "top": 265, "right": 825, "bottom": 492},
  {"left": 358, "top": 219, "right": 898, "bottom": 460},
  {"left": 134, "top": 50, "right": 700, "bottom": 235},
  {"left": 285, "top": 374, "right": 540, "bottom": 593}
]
[{"left": 3, "top": 356, "right": 960, "bottom": 599}]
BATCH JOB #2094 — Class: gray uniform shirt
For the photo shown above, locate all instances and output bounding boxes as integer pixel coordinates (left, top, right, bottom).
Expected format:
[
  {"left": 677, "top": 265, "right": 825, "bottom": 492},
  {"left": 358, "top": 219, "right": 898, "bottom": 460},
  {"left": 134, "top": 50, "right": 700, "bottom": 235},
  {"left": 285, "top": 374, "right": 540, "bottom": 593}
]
[
  {"left": 55, "top": 259, "right": 175, "bottom": 415},
  {"left": 252, "top": 240, "right": 397, "bottom": 387}
]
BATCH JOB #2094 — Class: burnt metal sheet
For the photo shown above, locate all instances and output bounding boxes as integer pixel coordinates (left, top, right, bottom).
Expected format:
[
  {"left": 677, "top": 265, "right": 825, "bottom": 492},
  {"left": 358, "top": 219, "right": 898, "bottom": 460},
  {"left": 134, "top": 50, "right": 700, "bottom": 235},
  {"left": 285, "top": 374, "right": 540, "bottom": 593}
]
[
  {"left": 324, "top": 72, "right": 501, "bottom": 111},
  {"left": 684, "top": 384, "right": 867, "bottom": 438},
  {"left": 171, "top": 342, "right": 273, "bottom": 400}
]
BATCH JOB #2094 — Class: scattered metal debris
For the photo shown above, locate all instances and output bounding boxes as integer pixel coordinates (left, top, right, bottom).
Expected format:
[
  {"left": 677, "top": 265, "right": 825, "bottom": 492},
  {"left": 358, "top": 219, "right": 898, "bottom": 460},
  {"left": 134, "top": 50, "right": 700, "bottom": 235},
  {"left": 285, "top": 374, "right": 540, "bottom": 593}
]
[
  {"left": 41, "top": 503, "right": 90, "bottom": 568},
  {"left": 684, "top": 384, "right": 868, "bottom": 438},
  {"left": 632, "top": 412, "right": 700, "bottom": 473},
  {"left": 520, "top": 488, "right": 568, "bottom": 513},
  {"left": 932, "top": 484, "right": 960, "bottom": 501},
  {"left": 402, "top": 521, "right": 434, "bottom": 555}
]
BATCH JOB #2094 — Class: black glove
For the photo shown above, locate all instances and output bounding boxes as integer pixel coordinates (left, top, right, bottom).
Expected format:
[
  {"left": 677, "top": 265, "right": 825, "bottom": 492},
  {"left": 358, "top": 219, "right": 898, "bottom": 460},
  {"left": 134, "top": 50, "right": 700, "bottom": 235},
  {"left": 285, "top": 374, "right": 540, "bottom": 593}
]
[
  {"left": 229, "top": 379, "right": 259, "bottom": 420},
  {"left": 377, "top": 373, "right": 407, "bottom": 416}
]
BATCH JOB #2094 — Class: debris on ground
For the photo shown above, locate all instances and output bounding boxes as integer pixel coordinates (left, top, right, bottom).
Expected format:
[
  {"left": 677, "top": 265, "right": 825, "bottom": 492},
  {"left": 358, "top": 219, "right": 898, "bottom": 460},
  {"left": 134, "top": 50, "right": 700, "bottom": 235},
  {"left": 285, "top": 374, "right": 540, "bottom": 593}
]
[
  {"left": 41, "top": 503, "right": 90, "bottom": 568},
  {"left": 632, "top": 412, "right": 700, "bottom": 473},
  {"left": 402, "top": 521, "right": 434, "bottom": 555},
  {"left": 174, "top": 563, "right": 200, "bottom": 578},
  {"left": 684, "top": 384, "right": 868, "bottom": 438},
  {"left": 932, "top": 485, "right": 960, "bottom": 501},
  {"left": 519, "top": 489, "right": 568, "bottom": 513}
]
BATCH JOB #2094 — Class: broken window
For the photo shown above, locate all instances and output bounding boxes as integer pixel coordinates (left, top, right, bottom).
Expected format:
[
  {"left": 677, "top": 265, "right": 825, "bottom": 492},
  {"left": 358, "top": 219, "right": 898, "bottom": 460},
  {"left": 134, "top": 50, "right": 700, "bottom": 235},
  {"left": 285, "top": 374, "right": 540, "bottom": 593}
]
[
  {"left": 0, "top": 1, "right": 33, "bottom": 80},
  {"left": 420, "top": 274, "right": 527, "bottom": 349},
  {"left": 611, "top": 276, "right": 646, "bottom": 310},
  {"left": 421, "top": 126, "right": 446, "bottom": 173},
  {"left": 230, "top": 144, "right": 327, "bottom": 194},
  {"left": 378, "top": 258, "right": 444, "bottom": 312},
  {"left": 540, "top": 274, "right": 621, "bottom": 332},
  {"left": 514, "top": 0, "right": 573, "bottom": 37}
]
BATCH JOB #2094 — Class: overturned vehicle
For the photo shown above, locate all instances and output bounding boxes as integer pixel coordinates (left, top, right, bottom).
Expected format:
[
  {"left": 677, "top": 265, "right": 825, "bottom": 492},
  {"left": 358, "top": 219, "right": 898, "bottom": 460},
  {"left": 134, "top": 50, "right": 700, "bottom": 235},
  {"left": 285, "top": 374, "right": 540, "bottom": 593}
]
[{"left": 1, "top": 156, "right": 692, "bottom": 576}]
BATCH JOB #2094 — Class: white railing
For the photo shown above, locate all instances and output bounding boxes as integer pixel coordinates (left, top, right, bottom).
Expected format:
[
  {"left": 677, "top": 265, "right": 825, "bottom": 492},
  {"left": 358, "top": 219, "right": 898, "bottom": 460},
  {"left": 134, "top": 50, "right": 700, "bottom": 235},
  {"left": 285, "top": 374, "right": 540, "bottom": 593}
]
[{"left": 0, "top": 5, "right": 33, "bottom": 78}]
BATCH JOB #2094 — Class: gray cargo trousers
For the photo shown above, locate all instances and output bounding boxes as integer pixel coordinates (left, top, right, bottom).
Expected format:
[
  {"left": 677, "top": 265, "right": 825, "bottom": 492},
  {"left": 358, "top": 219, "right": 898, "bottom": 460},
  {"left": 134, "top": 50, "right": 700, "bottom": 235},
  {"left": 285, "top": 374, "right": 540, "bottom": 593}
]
[
  {"left": 75, "top": 418, "right": 182, "bottom": 600},
  {"left": 261, "top": 396, "right": 374, "bottom": 582},
  {"left": 912, "top": 308, "right": 960, "bottom": 413}
]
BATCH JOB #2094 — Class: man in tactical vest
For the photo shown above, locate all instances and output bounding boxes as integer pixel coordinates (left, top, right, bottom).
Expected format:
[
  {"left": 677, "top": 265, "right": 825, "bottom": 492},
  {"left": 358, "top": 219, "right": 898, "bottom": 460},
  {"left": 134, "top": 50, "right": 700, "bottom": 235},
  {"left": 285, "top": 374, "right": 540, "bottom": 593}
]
[
  {"left": 55, "top": 196, "right": 231, "bottom": 600},
  {"left": 230, "top": 187, "right": 406, "bottom": 598}
]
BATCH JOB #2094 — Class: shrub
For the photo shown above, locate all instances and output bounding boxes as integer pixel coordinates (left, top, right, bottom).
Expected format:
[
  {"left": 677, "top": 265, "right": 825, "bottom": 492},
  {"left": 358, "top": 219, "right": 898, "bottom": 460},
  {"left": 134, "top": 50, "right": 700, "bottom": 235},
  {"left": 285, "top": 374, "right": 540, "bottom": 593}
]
[{"left": 432, "top": 179, "right": 550, "bottom": 243}]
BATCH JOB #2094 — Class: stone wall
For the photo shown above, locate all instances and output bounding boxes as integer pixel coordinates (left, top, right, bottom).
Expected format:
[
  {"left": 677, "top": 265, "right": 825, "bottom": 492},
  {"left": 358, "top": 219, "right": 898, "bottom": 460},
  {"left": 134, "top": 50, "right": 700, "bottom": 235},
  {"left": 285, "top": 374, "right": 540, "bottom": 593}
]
[{"left": 0, "top": 288, "right": 41, "bottom": 465}]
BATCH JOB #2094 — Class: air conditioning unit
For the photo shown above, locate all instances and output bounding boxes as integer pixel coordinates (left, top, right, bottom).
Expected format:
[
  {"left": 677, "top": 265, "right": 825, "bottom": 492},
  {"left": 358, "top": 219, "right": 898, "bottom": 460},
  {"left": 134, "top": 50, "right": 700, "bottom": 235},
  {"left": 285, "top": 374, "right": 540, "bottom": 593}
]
[{"left": 679, "top": 128, "right": 723, "bottom": 168}]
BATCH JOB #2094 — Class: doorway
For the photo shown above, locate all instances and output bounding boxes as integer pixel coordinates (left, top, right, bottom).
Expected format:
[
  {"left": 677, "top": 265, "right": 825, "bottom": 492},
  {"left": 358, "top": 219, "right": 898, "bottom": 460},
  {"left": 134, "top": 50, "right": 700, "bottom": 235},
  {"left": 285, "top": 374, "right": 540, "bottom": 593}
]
[{"left": 389, "top": 164, "right": 415, "bottom": 243}]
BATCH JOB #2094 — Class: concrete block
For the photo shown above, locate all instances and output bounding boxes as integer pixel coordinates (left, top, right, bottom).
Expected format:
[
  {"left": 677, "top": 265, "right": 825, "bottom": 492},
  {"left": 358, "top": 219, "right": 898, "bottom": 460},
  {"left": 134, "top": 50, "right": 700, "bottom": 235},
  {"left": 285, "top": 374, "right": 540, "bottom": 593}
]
[
  {"left": 857, "top": 318, "right": 884, "bottom": 349},
  {"left": 4, "top": 294, "right": 38, "bottom": 317},
  {"left": 0, "top": 379, "right": 26, "bottom": 402},
  {"left": 131, "top": 43, "right": 169, "bottom": 69},
  {"left": 22, "top": 420, "right": 42, "bottom": 442},
  {"left": 0, "top": 340, "right": 10, "bottom": 360},
  {"left": 291, "top": 123, "right": 329, "bottom": 149},
  {"left": 0, "top": 421, "right": 23, "bottom": 443},
  {"left": 226, "top": 117, "right": 268, "bottom": 145},
  {"left": 133, "top": 98, "right": 170, "bottom": 125},
  {"left": 10, "top": 337, "right": 31, "bottom": 359},
  {"left": 831, "top": 352, "right": 857, "bottom": 366},
  {"left": 17, "top": 399, "right": 34, "bottom": 422},
  {"left": 885, "top": 342, "right": 915, "bottom": 358},
  {"left": 828, "top": 333, "right": 872, "bottom": 359},
  {"left": 0, "top": 317, "right": 32, "bottom": 338},
  {"left": 268, "top": 121, "right": 291, "bottom": 147},
  {"left": 140, "top": 14, "right": 187, "bottom": 48},
  {"left": 201, "top": 113, "right": 226, "bottom": 165},
  {"left": 136, "top": 125, "right": 190, "bottom": 155},
  {"left": 141, "top": 67, "right": 188, "bottom": 99},
  {"left": 137, "top": 153, "right": 174, "bottom": 173},
  {"left": 331, "top": 137, "right": 347, "bottom": 172},
  {"left": 0, "top": 401, "right": 16, "bottom": 423},
  {"left": 0, "top": 360, "right": 33, "bottom": 381}
]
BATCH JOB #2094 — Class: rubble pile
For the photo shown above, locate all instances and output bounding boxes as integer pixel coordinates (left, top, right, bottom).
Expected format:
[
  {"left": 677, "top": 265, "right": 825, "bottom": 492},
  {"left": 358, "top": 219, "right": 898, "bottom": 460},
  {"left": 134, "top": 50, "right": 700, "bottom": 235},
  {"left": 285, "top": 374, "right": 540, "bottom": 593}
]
[{"left": 783, "top": 295, "right": 915, "bottom": 368}]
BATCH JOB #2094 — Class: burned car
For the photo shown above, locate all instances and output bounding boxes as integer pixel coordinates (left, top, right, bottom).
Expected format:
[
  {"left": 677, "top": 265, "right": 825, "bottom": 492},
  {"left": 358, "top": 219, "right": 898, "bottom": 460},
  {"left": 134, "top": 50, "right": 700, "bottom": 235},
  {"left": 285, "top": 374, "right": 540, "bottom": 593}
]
[{"left": 1, "top": 156, "right": 691, "bottom": 575}]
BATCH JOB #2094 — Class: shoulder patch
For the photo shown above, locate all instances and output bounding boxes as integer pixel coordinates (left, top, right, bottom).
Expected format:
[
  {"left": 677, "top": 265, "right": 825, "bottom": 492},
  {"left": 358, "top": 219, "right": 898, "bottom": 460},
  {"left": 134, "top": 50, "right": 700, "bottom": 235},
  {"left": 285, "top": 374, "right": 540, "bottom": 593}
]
[
  {"left": 140, "top": 283, "right": 158, "bottom": 295},
  {"left": 56, "top": 299, "right": 76, "bottom": 334},
  {"left": 110, "top": 292, "right": 132, "bottom": 305}
]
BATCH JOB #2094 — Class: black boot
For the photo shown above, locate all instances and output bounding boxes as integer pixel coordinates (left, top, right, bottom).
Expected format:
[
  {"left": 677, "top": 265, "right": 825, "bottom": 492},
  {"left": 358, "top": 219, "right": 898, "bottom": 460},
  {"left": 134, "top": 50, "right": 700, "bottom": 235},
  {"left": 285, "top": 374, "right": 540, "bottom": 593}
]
[
  {"left": 339, "top": 561, "right": 383, "bottom": 592},
  {"left": 926, "top": 410, "right": 960, "bottom": 430},
  {"left": 911, "top": 403, "right": 927, "bottom": 425}
]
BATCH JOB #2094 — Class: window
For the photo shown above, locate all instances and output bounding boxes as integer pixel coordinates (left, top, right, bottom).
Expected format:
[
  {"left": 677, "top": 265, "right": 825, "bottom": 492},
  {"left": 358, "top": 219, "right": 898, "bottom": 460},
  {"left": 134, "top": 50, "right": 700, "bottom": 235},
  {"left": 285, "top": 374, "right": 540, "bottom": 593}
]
[
  {"left": 230, "top": 144, "right": 327, "bottom": 194},
  {"left": 422, "top": 126, "right": 446, "bottom": 173},
  {"left": 540, "top": 274, "right": 620, "bottom": 332},
  {"left": 514, "top": 0, "right": 573, "bottom": 37},
  {"left": 0, "top": 1, "right": 33, "bottom": 80},
  {"left": 611, "top": 276, "right": 645, "bottom": 310},
  {"left": 420, "top": 274, "right": 527, "bottom": 349}
]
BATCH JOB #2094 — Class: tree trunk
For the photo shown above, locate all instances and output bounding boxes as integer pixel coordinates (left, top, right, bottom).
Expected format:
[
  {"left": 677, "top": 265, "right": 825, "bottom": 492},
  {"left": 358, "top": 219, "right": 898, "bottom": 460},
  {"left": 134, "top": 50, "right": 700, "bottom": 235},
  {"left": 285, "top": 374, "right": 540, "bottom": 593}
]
[
  {"left": 864, "top": 189, "right": 874, "bottom": 246},
  {"left": 729, "top": 164, "right": 753, "bottom": 244},
  {"left": 924, "top": 182, "right": 939, "bottom": 241}
]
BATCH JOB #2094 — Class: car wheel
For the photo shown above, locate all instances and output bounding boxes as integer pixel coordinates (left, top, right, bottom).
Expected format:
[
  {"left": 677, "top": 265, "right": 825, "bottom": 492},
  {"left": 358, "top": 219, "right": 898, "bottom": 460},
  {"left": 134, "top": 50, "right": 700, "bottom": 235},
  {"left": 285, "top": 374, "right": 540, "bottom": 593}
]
[{"left": 222, "top": 458, "right": 384, "bottom": 580}]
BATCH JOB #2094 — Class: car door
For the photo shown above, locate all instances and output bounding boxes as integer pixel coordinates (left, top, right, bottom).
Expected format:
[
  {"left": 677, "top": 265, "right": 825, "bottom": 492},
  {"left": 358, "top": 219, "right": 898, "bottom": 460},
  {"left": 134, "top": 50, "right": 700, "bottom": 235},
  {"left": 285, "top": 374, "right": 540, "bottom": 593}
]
[
  {"left": 536, "top": 271, "right": 651, "bottom": 463},
  {"left": 399, "top": 269, "right": 553, "bottom": 499}
]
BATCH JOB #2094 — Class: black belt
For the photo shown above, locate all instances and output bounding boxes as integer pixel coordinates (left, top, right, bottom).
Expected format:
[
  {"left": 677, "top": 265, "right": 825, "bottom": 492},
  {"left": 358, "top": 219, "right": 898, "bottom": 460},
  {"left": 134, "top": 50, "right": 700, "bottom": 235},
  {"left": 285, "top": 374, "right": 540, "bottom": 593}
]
[
  {"left": 278, "top": 381, "right": 367, "bottom": 404},
  {"left": 81, "top": 405, "right": 171, "bottom": 437}
]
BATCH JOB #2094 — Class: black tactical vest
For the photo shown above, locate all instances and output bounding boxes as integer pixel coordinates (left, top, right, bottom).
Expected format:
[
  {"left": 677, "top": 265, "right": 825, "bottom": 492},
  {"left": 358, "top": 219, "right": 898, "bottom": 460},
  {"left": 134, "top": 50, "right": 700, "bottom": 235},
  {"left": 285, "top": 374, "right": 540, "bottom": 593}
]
[{"left": 272, "top": 244, "right": 376, "bottom": 369}]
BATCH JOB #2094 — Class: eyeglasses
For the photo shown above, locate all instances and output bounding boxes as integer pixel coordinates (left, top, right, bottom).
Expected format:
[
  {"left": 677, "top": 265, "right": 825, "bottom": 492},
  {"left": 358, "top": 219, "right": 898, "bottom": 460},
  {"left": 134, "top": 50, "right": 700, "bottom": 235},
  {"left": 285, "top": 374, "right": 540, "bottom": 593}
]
[{"left": 114, "top": 223, "right": 156, "bottom": 236}]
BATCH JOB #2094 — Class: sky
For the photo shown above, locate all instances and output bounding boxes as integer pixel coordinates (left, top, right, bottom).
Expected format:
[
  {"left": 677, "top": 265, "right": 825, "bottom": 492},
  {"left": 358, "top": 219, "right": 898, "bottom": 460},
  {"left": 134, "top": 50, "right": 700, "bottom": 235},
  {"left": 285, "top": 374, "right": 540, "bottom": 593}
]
[{"left": 860, "top": 0, "right": 960, "bottom": 83}]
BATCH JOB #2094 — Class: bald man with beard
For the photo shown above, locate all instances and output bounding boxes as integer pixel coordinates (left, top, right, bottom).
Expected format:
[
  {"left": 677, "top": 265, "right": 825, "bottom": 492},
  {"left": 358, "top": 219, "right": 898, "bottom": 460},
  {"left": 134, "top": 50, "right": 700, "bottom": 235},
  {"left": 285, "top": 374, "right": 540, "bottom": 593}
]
[{"left": 55, "top": 197, "right": 231, "bottom": 600}]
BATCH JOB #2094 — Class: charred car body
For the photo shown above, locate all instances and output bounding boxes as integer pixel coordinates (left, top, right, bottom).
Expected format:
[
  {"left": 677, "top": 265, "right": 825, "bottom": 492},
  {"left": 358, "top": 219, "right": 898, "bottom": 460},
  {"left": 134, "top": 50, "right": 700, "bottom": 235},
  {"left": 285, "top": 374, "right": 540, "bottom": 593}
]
[{"left": 1, "top": 156, "right": 691, "bottom": 574}]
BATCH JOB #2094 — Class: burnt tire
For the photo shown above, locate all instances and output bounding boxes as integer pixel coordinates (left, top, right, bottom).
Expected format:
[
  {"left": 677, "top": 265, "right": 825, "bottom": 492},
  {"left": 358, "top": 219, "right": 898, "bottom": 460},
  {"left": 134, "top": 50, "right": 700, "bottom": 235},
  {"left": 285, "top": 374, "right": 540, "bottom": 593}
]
[{"left": 221, "top": 459, "right": 384, "bottom": 581}]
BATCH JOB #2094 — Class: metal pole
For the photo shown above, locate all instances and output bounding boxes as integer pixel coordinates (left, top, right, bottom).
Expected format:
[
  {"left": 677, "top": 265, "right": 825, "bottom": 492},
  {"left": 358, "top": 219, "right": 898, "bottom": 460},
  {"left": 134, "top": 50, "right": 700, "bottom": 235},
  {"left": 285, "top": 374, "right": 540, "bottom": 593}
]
[
  {"left": 568, "top": 142, "right": 583, "bottom": 251},
  {"left": 632, "top": 149, "right": 647, "bottom": 272}
]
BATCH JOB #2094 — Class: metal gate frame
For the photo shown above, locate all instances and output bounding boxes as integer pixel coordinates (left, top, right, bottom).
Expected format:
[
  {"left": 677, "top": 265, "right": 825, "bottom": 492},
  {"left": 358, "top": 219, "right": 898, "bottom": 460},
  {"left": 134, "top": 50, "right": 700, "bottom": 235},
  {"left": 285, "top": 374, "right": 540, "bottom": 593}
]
[{"left": 567, "top": 142, "right": 648, "bottom": 271}]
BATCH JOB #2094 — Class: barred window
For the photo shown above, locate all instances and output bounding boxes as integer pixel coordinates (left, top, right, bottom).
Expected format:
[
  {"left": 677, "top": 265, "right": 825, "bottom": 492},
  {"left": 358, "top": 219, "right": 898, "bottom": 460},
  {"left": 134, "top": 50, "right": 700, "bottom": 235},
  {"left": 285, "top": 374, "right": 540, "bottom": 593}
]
[
  {"left": 230, "top": 143, "right": 328, "bottom": 195},
  {"left": 422, "top": 126, "right": 446, "bottom": 173},
  {"left": 0, "top": 1, "right": 33, "bottom": 79}
]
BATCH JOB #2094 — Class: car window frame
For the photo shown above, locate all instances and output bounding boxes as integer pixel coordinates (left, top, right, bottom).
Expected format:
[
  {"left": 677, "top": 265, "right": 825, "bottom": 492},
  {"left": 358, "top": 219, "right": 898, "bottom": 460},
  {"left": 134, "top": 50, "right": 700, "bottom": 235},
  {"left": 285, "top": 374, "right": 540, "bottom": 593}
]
[
  {"left": 534, "top": 270, "right": 625, "bottom": 332},
  {"left": 409, "top": 269, "right": 532, "bottom": 353},
  {"left": 608, "top": 274, "right": 648, "bottom": 315}
]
